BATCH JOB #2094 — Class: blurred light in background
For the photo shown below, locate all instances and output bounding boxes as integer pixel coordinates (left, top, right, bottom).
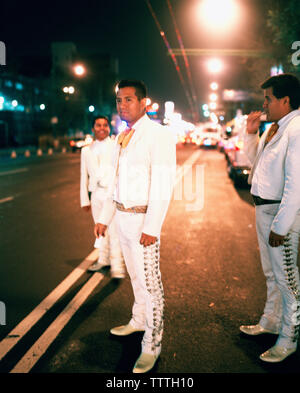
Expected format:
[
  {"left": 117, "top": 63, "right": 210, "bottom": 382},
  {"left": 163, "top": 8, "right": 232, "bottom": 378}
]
[
  {"left": 207, "top": 58, "right": 223, "bottom": 74},
  {"left": 197, "top": 0, "right": 240, "bottom": 33},
  {"left": 210, "top": 82, "right": 218, "bottom": 91},
  {"left": 209, "top": 93, "right": 218, "bottom": 101},
  {"left": 270, "top": 64, "right": 284, "bottom": 76},
  {"left": 73, "top": 64, "right": 86, "bottom": 76},
  {"left": 118, "top": 120, "right": 128, "bottom": 133},
  {"left": 88, "top": 105, "right": 95, "bottom": 112},
  {"left": 152, "top": 102, "right": 159, "bottom": 111}
]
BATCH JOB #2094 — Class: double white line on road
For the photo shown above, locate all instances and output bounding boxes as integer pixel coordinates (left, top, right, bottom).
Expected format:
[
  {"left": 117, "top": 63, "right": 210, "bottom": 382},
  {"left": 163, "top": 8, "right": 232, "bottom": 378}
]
[
  {"left": 0, "top": 249, "right": 101, "bottom": 372},
  {"left": 0, "top": 150, "right": 202, "bottom": 373}
]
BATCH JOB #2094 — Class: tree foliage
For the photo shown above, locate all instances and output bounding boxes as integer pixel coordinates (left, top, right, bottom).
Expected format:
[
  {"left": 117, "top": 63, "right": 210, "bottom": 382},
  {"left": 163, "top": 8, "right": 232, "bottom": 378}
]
[{"left": 266, "top": 0, "right": 300, "bottom": 75}]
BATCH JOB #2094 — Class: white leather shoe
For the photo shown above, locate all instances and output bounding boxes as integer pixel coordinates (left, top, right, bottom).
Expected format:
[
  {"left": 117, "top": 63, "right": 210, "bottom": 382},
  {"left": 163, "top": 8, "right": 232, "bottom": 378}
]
[
  {"left": 133, "top": 352, "right": 159, "bottom": 373},
  {"left": 88, "top": 261, "right": 109, "bottom": 272},
  {"left": 110, "top": 323, "right": 144, "bottom": 336},
  {"left": 111, "top": 269, "right": 125, "bottom": 279},
  {"left": 259, "top": 345, "right": 296, "bottom": 363},
  {"left": 239, "top": 324, "right": 278, "bottom": 336}
]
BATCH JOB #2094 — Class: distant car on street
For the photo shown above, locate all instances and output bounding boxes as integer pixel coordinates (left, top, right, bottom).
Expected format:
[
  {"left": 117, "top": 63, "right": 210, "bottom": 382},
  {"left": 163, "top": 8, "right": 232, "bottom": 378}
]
[
  {"left": 69, "top": 135, "right": 93, "bottom": 152},
  {"left": 198, "top": 126, "right": 221, "bottom": 148}
]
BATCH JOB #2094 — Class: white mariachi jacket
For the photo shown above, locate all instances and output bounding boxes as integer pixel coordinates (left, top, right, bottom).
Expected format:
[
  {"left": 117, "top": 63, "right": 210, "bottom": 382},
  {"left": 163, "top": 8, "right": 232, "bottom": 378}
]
[
  {"left": 244, "top": 109, "right": 300, "bottom": 236},
  {"left": 96, "top": 115, "right": 177, "bottom": 238},
  {"left": 80, "top": 137, "right": 116, "bottom": 207}
]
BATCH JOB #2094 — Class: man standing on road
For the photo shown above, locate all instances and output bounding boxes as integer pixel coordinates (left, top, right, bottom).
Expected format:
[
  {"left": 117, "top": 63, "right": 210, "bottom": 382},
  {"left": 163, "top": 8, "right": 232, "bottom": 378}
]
[
  {"left": 94, "top": 80, "right": 176, "bottom": 373},
  {"left": 241, "top": 73, "right": 300, "bottom": 362},
  {"left": 80, "top": 115, "right": 125, "bottom": 278}
]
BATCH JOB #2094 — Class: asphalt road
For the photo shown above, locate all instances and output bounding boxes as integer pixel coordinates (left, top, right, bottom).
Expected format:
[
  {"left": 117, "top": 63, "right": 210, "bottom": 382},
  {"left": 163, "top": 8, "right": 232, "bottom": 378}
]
[{"left": 0, "top": 145, "right": 299, "bottom": 376}]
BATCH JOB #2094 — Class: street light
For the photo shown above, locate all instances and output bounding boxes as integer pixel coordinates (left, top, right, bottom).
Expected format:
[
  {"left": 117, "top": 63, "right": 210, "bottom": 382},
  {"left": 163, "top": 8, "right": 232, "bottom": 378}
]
[
  {"left": 210, "top": 82, "right": 219, "bottom": 91},
  {"left": 197, "top": 0, "right": 240, "bottom": 33},
  {"left": 207, "top": 58, "right": 223, "bottom": 74},
  {"left": 73, "top": 64, "right": 86, "bottom": 77},
  {"left": 209, "top": 93, "right": 218, "bottom": 102},
  {"left": 62, "top": 86, "right": 75, "bottom": 94}
]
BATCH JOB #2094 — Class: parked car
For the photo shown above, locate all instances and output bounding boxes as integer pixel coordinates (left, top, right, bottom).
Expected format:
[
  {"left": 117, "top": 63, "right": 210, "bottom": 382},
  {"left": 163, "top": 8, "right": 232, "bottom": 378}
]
[
  {"left": 69, "top": 135, "right": 93, "bottom": 152},
  {"left": 224, "top": 116, "right": 272, "bottom": 187},
  {"left": 226, "top": 135, "right": 252, "bottom": 187},
  {"left": 198, "top": 127, "right": 221, "bottom": 148}
]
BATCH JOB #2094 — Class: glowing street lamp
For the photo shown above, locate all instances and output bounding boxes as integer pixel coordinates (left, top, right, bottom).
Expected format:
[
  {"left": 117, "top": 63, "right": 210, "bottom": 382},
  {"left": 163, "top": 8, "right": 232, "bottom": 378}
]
[
  {"left": 197, "top": 0, "right": 240, "bottom": 33},
  {"left": 207, "top": 58, "right": 223, "bottom": 74},
  {"left": 210, "top": 82, "right": 219, "bottom": 91},
  {"left": 209, "top": 93, "right": 218, "bottom": 102},
  {"left": 73, "top": 64, "right": 86, "bottom": 77}
]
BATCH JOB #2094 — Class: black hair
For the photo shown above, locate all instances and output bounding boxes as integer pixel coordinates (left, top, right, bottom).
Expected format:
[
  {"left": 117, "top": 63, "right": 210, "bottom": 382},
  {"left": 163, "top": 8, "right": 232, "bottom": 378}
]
[
  {"left": 92, "top": 115, "right": 110, "bottom": 128},
  {"left": 261, "top": 73, "right": 300, "bottom": 110},
  {"left": 117, "top": 79, "right": 147, "bottom": 100}
]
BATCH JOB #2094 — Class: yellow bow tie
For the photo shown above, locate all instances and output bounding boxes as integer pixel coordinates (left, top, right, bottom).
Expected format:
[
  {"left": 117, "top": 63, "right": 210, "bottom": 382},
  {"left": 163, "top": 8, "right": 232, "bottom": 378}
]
[{"left": 117, "top": 128, "right": 135, "bottom": 148}]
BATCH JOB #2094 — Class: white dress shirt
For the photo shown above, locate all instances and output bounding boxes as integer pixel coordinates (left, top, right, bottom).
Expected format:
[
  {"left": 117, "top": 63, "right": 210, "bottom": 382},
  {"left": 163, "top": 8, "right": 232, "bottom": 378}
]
[
  {"left": 97, "top": 115, "right": 177, "bottom": 237},
  {"left": 244, "top": 109, "right": 300, "bottom": 235},
  {"left": 80, "top": 137, "right": 115, "bottom": 207}
]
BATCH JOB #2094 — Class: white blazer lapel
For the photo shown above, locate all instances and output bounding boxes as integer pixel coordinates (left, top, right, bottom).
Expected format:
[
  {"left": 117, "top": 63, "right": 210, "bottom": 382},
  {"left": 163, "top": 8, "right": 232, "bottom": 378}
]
[
  {"left": 265, "top": 125, "right": 285, "bottom": 149},
  {"left": 126, "top": 115, "right": 149, "bottom": 149}
]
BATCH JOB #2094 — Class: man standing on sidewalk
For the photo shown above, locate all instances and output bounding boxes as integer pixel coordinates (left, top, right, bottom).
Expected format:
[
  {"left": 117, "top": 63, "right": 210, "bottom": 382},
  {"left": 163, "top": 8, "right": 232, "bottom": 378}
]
[
  {"left": 80, "top": 115, "right": 125, "bottom": 278},
  {"left": 94, "top": 80, "right": 176, "bottom": 373},
  {"left": 241, "top": 73, "right": 300, "bottom": 362}
]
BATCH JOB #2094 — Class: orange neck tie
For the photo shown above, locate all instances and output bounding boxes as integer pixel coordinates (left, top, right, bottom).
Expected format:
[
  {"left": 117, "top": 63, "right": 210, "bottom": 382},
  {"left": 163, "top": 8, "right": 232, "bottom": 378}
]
[
  {"left": 117, "top": 128, "right": 135, "bottom": 149},
  {"left": 264, "top": 122, "right": 279, "bottom": 145}
]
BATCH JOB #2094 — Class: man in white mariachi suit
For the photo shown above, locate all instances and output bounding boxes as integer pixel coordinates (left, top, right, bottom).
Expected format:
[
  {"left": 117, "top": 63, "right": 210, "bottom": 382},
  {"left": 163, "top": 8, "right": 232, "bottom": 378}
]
[
  {"left": 241, "top": 73, "right": 300, "bottom": 363},
  {"left": 80, "top": 115, "right": 125, "bottom": 278},
  {"left": 94, "top": 80, "right": 176, "bottom": 373}
]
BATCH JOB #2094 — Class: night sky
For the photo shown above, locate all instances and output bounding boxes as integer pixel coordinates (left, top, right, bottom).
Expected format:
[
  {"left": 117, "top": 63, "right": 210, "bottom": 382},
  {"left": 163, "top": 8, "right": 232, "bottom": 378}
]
[{"left": 1, "top": 0, "right": 267, "bottom": 117}]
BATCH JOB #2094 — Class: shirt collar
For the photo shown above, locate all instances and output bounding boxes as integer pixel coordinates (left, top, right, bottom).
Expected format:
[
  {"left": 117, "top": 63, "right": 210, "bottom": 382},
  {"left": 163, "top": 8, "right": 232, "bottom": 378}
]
[
  {"left": 129, "top": 114, "right": 148, "bottom": 131},
  {"left": 278, "top": 109, "right": 300, "bottom": 127},
  {"left": 94, "top": 136, "right": 109, "bottom": 144}
]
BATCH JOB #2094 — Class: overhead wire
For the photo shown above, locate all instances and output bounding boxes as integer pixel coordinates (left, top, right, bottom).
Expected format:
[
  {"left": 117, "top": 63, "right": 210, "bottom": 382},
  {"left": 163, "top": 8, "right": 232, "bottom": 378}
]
[{"left": 145, "top": 0, "right": 195, "bottom": 118}]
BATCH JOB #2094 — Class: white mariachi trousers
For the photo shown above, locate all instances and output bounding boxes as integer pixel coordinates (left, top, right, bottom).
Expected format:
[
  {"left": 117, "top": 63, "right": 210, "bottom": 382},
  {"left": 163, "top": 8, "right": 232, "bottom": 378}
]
[
  {"left": 255, "top": 203, "right": 300, "bottom": 349},
  {"left": 115, "top": 209, "right": 164, "bottom": 357},
  {"left": 91, "top": 191, "right": 124, "bottom": 273}
]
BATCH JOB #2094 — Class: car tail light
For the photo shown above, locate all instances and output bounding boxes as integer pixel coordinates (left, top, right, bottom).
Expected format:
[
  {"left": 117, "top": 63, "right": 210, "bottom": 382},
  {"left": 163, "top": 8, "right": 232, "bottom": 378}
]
[{"left": 235, "top": 140, "right": 244, "bottom": 151}]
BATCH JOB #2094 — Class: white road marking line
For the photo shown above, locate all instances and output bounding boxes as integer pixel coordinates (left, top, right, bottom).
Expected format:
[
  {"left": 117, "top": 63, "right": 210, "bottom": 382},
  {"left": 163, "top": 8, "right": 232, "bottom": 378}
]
[
  {"left": 10, "top": 272, "right": 104, "bottom": 373},
  {"left": 0, "top": 248, "right": 99, "bottom": 362},
  {"left": 0, "top": 168, "right": 28, "bottom": 177},
  {"left": 175, "top": 150, "right": 201, "bottom": 185},
  {"left": 0, "top": 149, "right": 200, "bottom": 371},
  {"left": 0, "top": 196, "right": 14, "bottom": 204}
]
